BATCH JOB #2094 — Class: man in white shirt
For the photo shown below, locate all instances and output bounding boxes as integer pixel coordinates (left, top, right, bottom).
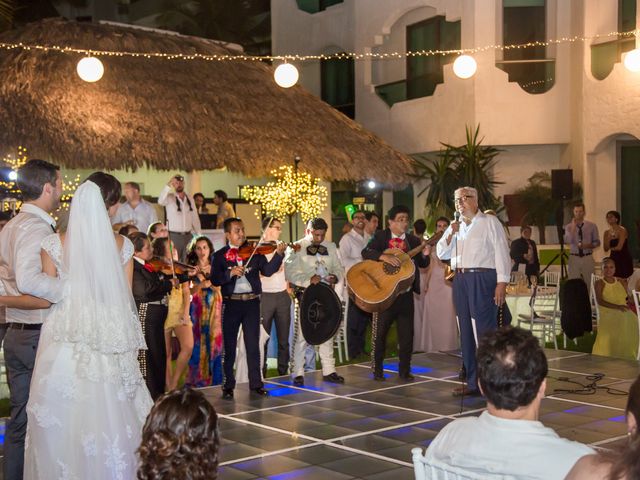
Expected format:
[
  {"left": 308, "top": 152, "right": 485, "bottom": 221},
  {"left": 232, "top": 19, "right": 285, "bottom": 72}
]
[
  {"left": 339, "top": 210, "right": 372, "bottom": 357},
  {"left": 158, "top": 174, "right": 201, "bottom": 261},
  {"left": 0, "top": 160, "right": 64, "bottom": 480},
  {"left": 426, "top": 327, "right": 593, "bottom": 479},
  {"left": 285, "top": 217, "right": 345, "bottom": 386},
  {"left": 111, "top": 181, "right": 158, "bottom": 233},
  {"left": 437, "top": 186, "right": 511, "bottom": 396},
  {"left": 259, "top": 217, "right": 291, "bottom": 376}
]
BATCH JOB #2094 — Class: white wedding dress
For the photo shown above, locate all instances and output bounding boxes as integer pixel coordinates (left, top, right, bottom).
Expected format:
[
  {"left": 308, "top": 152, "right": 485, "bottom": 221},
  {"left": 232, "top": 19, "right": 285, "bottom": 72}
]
[{"left": 24, "top": 182, "right": 153, "bottom": 480}]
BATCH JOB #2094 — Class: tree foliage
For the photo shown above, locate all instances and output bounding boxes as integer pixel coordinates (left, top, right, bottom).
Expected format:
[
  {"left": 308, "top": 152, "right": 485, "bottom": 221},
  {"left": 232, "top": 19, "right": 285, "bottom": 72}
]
[{"left": 412, "top": 125, "right": 503, "bottom": 233}]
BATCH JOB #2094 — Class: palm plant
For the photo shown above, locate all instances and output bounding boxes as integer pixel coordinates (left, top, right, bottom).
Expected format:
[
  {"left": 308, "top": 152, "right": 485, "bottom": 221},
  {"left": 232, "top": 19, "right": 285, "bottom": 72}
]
[
  {"left": 412, "top": 149, "right": 458, "bottom": 233},
  {"left": 440, "top": 125, "right": 503, "bottom": 212},
  {"left": 0, "top": 0, "right": 14, "bottom": 31},
  {"left": 412, "top": 124, "right": 504, "bottom": 232}
]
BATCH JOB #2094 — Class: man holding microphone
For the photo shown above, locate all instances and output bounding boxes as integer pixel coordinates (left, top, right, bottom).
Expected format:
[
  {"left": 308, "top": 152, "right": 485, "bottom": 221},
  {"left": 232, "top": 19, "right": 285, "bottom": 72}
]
[{"left": 437, "top": 187, "right": 511, "bottom": 397}]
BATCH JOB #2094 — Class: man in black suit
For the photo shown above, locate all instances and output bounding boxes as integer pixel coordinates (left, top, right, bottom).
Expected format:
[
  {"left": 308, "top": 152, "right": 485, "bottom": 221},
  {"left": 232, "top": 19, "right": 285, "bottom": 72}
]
[
  {"left": 362, "top": 205, "right": 430, "bottom": 381},
  {"left": 510, "top": 225, "right": 540, "bottom": 281},
  {"left": 211, "top": 217, "right": 285, "bottom": 399},
  {"left": 130, "top": 232, "right": 183, "bottom": 400}
]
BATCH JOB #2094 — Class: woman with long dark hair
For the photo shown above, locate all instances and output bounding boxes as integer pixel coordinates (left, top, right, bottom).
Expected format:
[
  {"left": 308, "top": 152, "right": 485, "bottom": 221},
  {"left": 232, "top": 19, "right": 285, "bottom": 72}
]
[{"left": 185, "top": 236, "right": 223, "bottom": 386}]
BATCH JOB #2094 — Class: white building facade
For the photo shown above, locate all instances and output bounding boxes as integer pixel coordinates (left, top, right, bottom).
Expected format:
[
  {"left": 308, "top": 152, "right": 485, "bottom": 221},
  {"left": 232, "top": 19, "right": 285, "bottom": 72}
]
[{"left": 272, "top": 0, "right": 640, "bottom": 258}]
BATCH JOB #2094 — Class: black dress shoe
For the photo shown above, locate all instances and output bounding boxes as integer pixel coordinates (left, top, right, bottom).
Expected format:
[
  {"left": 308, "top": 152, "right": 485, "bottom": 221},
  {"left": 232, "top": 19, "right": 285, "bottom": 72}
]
[
  {"left": 452, "top": 386, "right": 481, "bottom": 397},
  {"left": 373, "top": 372, "right": 385, "bottom": 381},
  {"left": 399, "top": 373, "right": 415, "bottom": 382},
  {"left": 323, "top": 372, "right": 345, "bottom": 384},
  {"left": 293, "top": 376, "right": 304, "bottom": 386},
  {"left": 252, "top": 387, "right": 269, "bottom": 396},
  {"left": 222, "top": 388, "right": 234, "bottom": 400}
]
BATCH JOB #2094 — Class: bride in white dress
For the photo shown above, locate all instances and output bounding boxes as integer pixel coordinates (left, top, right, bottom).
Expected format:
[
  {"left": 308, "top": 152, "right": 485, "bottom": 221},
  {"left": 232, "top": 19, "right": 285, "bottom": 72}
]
[{"left": 14, "top": 173, "right": 152, "bottom": 479}]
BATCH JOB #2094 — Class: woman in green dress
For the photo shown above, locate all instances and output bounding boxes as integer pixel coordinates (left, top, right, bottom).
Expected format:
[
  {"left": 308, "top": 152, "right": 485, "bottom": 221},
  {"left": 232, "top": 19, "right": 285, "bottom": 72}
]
[{"left": 593, "top": 257, "right": 639, "bottom": 360}]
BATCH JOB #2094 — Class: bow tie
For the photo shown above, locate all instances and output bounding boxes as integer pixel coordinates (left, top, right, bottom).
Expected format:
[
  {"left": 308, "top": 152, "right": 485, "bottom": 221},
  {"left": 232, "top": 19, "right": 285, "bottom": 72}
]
[
  {"left": 307, "top": 245, "right": 328, "bottom": 256},
  {"left": 225, "top": 248, "right": 239, "bottom": 262}
]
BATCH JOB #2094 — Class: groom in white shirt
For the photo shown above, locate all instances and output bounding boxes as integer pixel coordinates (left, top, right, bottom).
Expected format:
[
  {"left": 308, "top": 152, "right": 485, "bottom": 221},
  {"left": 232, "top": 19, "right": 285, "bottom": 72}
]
[
  {"left": 437, "top": 186, "right": 511, "bottom": 397},
  {"left": 0, "top": 159, "right": 64, "bottom": 480}
]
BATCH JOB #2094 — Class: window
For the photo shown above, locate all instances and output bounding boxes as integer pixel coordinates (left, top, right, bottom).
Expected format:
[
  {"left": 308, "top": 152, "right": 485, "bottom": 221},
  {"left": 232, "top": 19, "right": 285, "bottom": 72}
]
[
  {"left": 497, "top": 0, "right": 554, "bottom": 94},
  {"left": 297, "top": 0, "right": 343, "bottom": 14},
  {"left": 406, "top": 16, "right": 460, "bottom": 99},
  {"left": 374, "top": 15, "right": 461, "bottom": 106},
  {"left": 619, "top": 0, "right": 637, "bottom": 32},
  {"left": 321, "top": 56, "right": 355, "bottom": 119}
]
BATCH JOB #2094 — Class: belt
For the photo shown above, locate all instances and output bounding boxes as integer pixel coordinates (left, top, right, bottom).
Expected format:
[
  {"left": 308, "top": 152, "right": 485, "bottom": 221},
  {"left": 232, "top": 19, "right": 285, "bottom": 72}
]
[
  {"left": 570, "top": 253, "right": 592, "bottom": 257},
  {"left": 147, "top": 299, "right": 168, "bottom": 306},
  {"left": 8, "top": 322, "right": 42, "bottom": 330},
  {"left": 169, "top": 231, "right": 191, "bottom": 235},
  {"left": 455, "top": 268, "right": 494, "bottom": 273},
  {"left": 224, "top": 293, "right": 260, "bottom": 301}
]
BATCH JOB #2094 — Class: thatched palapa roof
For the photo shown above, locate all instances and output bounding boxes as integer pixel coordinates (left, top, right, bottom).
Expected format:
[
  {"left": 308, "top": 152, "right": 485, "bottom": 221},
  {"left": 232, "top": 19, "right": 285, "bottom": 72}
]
[{"left": 0, "top": 18, "right": 414, "bottom": 183}]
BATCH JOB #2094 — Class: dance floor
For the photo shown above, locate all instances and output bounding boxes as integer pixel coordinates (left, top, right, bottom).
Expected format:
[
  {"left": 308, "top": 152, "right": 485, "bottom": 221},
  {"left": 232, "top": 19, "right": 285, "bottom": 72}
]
[{"left": 203, "top": 350, "right": 639, "bottom": 480}]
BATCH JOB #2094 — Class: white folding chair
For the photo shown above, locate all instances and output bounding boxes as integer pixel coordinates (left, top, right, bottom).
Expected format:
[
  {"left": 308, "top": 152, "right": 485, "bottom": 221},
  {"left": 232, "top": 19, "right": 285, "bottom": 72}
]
[
  {"left": 412, "top": 448, "right": 500, "bottom": 480},
  {"left": 517, "top": 285, "right": 559, "bottom": 349},
  {"left": 543, "top": 270, "right": 560, "bottom": 287},
  {"left": 590, "top": 273, "right": 602, "bottom": 327},
  {"left": 631, "top": 290, "right": 640, "bottom": 361}
]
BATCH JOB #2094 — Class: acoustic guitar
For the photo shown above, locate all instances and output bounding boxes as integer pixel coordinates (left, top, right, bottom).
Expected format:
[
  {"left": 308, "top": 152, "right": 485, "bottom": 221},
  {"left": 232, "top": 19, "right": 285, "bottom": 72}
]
[{"left": 347, "top": 232, "right": 442, "bottom": 313}]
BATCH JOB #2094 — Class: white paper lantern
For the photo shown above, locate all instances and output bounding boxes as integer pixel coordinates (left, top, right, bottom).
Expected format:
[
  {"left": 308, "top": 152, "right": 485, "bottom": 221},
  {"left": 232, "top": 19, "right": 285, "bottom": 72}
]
[
  {"left": 624, "top": 49, "right": 640, "bottom": 73},
  {"left": 274, "top": 63, "right": 299, "bottom": 88},
  {"left": 77, "top": 57, "right": 104, "bottom": 83},
  {"left": 453, "top": 55, "right": 477, "bottom": 79}
]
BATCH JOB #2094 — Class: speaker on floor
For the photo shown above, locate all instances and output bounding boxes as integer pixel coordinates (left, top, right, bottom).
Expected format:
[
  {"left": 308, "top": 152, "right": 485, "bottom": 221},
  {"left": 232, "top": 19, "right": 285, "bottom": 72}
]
[{"left": 551, "top": 169, "right": 573, "bottom": 200}]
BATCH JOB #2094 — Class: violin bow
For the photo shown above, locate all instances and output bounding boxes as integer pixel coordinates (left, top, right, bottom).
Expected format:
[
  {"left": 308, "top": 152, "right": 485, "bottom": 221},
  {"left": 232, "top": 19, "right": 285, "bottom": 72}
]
[
  {"left": 244, "top": 216, "right": 276, "bottom": 267},
  {"left": 165, "top": 219, "right": 178, "bottom": 281}
]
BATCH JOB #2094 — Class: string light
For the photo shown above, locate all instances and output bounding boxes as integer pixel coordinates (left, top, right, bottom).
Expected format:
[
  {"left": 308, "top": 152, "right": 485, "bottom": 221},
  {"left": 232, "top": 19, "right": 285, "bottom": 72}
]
[
  {"left": 241, "top": 165, "right": 328, "bottom": 223},
  {"left": 0, "top": 30, "right": 636, "bottom": 63},
  {"left": 0, "top": 146, "right": 28, "bottom": 191}
]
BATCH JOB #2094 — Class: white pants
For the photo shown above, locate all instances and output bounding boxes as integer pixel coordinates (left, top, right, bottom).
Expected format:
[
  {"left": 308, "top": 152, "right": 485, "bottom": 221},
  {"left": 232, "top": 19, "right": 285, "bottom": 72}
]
[
  {"left": 291, "top": 335, "right": 335, "bottom": 377},
  {"left": 568, "top": 254, "right": 595, "bottom": 283},
  {"left": 291, "top": 299, "right": 336, "bottom": 377}
]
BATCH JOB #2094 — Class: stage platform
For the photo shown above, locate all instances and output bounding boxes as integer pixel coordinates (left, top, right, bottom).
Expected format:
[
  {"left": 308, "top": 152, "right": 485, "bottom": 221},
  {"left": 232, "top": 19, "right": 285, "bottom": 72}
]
[{"left": 204, "top": 349, "right": 640, "bottom": 480}]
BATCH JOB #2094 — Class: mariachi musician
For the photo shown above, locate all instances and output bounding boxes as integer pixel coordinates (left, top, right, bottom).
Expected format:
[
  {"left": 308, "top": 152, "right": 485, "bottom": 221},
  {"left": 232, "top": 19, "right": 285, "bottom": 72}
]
[
  {"left": 284, "top": 217, "right": 345, "bottom": 387},
  {"left": 361, "top": 205, "right": 430, "bottom": 381},
  {"left": 211, "top": 217, "right": 286, "bottom": 400}
]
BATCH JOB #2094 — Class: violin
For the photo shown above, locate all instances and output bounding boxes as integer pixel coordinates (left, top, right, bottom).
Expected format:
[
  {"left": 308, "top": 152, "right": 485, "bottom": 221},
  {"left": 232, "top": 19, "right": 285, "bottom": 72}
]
[
  {"left": 146, "top": 257, "right": 197, "bottom": 276},
  {"left": 234, "top": 242, "right": 300, "bottom": 262}
]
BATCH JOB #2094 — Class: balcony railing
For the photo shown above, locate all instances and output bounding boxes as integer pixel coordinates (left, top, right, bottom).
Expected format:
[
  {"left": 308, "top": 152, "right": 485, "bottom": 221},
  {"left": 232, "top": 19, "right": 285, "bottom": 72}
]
[
  {"left": 495, "top": 58, "right": 556, "bottom": 94},
  {"left": 375, "top": 73, "right": 444, "bottom": 107},
  {"left": 591, "top": 37, "right": 635, "bottom": 80}
]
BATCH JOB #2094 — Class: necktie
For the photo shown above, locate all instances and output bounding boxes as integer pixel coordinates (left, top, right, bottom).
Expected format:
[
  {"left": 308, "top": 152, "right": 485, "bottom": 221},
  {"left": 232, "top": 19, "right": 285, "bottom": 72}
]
[{"left": 577, "top": 224, "right": 584, "bottom": 257}]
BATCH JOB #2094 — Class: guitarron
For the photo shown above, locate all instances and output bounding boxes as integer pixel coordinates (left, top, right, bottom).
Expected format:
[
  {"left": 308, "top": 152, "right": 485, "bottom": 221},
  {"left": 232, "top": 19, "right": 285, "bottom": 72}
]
[{"left": 347, "top": 233, "right": 440, "bottom": 313}]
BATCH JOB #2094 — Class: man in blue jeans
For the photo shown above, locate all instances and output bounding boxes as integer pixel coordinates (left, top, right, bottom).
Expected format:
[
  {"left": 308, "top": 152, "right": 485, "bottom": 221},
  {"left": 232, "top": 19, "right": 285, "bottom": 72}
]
[{"left": 437, "top": 187, "right": 511, "bottom": 397}]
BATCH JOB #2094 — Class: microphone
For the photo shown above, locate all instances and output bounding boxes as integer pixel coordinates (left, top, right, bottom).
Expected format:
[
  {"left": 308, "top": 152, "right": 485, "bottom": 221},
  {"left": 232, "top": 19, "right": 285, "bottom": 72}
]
[{"left": 454, "top": 211, "right": 460, "bottom": 223}]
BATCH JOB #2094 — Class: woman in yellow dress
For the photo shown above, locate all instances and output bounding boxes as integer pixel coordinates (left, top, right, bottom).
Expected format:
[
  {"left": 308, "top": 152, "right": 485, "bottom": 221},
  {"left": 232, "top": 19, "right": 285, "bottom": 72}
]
[
  {"left": 592, "top": 257, "right": 639, "bottom": 360},
  {"left": 151, "top": 237, "right": 194, "bottom": 391}
]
